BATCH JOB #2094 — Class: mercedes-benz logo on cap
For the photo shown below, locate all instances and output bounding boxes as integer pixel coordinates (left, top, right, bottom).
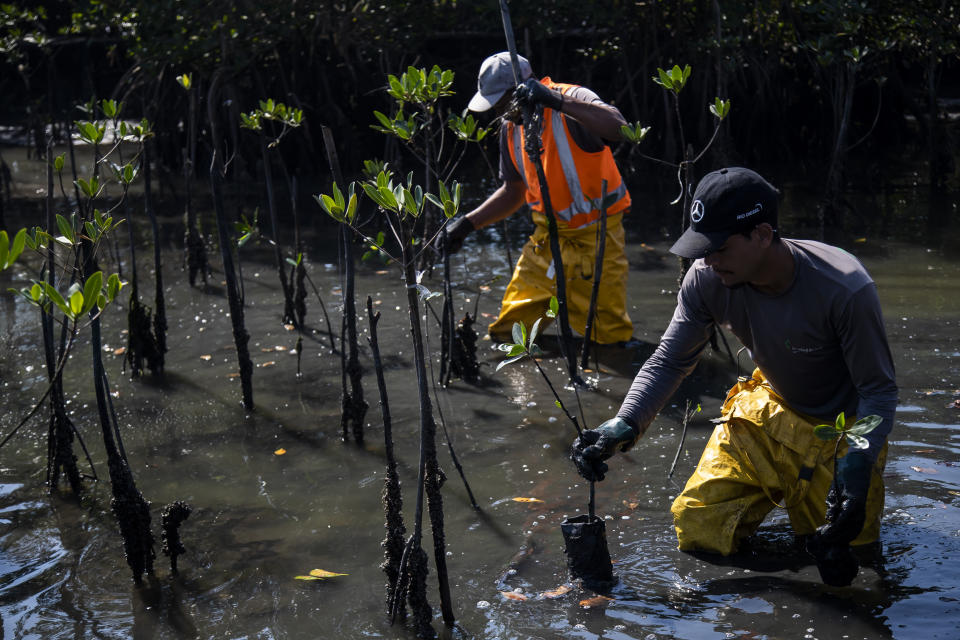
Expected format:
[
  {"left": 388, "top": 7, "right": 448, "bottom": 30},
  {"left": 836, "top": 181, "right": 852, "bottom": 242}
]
[{"left": 690, "top": 200, "right": 704, "bottom": 223}]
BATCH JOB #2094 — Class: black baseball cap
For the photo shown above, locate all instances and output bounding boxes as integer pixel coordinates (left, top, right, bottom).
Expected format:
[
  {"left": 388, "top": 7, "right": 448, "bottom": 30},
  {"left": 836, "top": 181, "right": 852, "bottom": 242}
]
[{"left": 670, "top": 167, "right": 780, "bottom": 259}]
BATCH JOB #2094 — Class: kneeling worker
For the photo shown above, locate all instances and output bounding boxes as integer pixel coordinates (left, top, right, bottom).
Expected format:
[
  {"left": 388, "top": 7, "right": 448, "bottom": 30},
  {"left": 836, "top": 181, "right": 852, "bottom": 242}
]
[
  {"left": 446, "top": 52, "right": 634, "bottom": 344},
  {"left": 572, "top": 167, "right": 898, "bottom": 586}
]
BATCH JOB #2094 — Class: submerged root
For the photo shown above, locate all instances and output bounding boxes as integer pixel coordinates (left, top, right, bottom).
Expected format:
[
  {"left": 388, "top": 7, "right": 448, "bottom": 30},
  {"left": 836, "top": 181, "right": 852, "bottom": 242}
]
[
  {"left": 126, "top": 297, "right": 163, "bottom": 377},
  {"left": 47, "top": 402, "right": 82, "bottom": 495},
  {"left": 185, "top": 229, "right": 209, "bottom": 288},
  {"left": 407, "top": 545, "right": 433, "bottom": 639},
  {"left": 160, "top": 501, "right": 192, "bottom": 575},
  {"left": 381, "top": 465, "right": 406, "bottom": 616},
  {"left": 108, "top": 456, "right": 155, "bottom": 584},
  {"left": 450, "top": 313, "right": 479, "bottom": 384}
]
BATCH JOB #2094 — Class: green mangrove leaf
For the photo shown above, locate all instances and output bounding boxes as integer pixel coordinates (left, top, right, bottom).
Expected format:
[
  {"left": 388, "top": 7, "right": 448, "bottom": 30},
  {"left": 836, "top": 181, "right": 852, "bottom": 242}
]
[
  {"left": 847, "top": 414, "right": 882, "bottom": 436},
  {"left": 495, "top": 354, "right": 525, "bottom": 372},
  {"left": 845, "top": 433, "right": 870, "bottom": 449},
  {"left": 56, "top": 214, "right": 75, "bottom": 244},
  {"left": 107, "top": 273, "right": 122, "bottom": 301},
  {"left": 529, "top": 317, "right": 543, "bottom": 348},
  {"left": 54, "top": 153, "right": 64, "bottom": 172},
  {"left": 813, "top": 424, "right": 839, "bottom": 440},
  {"left": 548, "top": 296, "right": 559, "bottom": 318},
  {"left": 836, "top": 412, "right": 846, "bottom": 430},
  {"left": 81, "top": 271, "right": 103, "bottom": 315},
  {"left": 512, "top": 322, "right": 524, "bottom": 346}
]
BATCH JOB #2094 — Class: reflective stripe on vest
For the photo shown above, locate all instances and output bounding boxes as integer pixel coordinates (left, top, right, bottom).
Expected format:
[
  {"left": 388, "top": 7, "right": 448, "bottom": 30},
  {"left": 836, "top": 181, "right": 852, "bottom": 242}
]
[{"left": 507, "top": 78, "right": 630, "bottom": 228}]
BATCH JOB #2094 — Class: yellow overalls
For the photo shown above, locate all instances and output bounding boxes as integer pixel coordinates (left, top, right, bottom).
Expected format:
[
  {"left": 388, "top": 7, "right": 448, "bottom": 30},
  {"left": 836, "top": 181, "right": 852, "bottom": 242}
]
[{"left": 671, "top": 369, "right": 887, "bottom": 555}]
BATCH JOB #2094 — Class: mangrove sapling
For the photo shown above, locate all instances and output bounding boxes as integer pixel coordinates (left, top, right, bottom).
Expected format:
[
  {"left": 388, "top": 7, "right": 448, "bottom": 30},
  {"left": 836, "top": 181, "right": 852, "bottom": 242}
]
[
  {"left": 239, "top": 99, "right": 304, "bottom": 328},
  {"left": 809, "top": 412, "right": 882, "bottom": 585},
  {"left": 208, "top": 71, "right": 255, "bottom": 410},
  {"left": 176, "top": 73, "right": 210, "bottom": 288},
  {"left": 496, "top": 309, "right": 616, "bottom": 587},
  {"left": 579, "top": 181, "right": 618, "bottom": 372},
  {"left": 318, "top": 168, "right": 458, "bottom": 632},
  {"left": 370, "top": 64, "right": 489, "bottom": 386},
  {"left": 320, "top": 126, "right": 367, "bottom": 444},
  {"left": 621, "top": 64, "right": 731, "bottom": 284},
  {"left": 366, "top": 296, "right": 407, "bottom": 617}
]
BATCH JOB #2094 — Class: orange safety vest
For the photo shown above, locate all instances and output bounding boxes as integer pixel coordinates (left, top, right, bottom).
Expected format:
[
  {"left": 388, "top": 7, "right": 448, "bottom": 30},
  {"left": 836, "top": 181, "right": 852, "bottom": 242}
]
[{"left": 506, "top": 77, "right": 630, "bottom": 229}]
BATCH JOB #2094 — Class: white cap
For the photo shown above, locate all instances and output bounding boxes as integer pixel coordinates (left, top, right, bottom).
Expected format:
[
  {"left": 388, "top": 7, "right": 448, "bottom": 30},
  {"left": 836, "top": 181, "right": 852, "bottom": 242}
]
[{"left": 468, "top": 52, "right": 533, "bottom": 112}]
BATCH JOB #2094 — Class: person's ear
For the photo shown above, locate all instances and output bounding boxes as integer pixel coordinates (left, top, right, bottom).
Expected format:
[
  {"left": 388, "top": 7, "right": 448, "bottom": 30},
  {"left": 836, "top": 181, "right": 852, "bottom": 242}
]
[{"left": 754, "top": 223, "right": 774, "bottom": 247}]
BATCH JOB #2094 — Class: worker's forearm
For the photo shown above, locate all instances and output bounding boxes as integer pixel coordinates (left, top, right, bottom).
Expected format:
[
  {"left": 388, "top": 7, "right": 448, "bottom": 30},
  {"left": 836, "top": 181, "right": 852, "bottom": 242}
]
[
  {"left": 559, "top": 97, "right": 627, "bottom": 142},
  {"left": 465, "top": 180, "right": 526, "bottom": 229}
]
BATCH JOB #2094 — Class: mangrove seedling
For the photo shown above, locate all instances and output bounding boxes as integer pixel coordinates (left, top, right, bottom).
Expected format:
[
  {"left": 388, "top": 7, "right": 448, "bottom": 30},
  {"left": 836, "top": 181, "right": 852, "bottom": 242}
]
[{"left": 814, "top": 412, "right": 882, "bottom": 463}]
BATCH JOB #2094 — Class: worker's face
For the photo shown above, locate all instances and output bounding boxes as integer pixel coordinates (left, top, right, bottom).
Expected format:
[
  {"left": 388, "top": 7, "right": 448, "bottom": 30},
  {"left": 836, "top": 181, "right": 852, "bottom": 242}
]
[{"left": 703, "top": 225, "right": 769, "bottom": 288}]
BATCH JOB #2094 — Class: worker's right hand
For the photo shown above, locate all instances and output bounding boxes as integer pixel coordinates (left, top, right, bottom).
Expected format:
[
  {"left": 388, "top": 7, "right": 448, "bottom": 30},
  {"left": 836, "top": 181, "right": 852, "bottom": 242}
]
[
  {"left": 443, "top": 216, "right": 474, "bottom": 254},
  {"left": 570, "top": 417, "right": 639, "bottom": 482}
]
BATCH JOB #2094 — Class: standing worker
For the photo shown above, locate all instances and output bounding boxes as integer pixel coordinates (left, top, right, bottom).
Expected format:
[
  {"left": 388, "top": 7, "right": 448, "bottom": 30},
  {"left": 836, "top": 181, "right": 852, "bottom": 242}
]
[
  {"left": 571, "top": 167, "right": 898, "bottom": 586},
  {"left": 446, "top": 52, "right": 634, "bottom": 345}
]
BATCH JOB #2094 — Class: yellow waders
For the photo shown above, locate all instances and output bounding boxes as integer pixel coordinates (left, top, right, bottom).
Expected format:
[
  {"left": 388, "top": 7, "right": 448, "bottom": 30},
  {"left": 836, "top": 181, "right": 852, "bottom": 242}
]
[
  {"left": 671, "top": 369, "right": 887, "bottom": 555},
  {"left": 488, "top": 212, "right": 633, "bottom": 345}
]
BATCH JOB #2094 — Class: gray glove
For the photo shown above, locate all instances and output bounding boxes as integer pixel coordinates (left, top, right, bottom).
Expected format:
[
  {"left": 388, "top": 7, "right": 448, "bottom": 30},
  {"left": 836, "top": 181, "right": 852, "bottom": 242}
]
[
  {"left": 571, "top": 417, "right": 639, "bottom": 482},
  {"left": 444, "top": 216, "right": 474, "bottom": 254},
  {"left": 515, "top": 78, "right": 564, "bottom": 112},
  {"left": 806, "top": 451, "right": 874, "bottom": 586}
]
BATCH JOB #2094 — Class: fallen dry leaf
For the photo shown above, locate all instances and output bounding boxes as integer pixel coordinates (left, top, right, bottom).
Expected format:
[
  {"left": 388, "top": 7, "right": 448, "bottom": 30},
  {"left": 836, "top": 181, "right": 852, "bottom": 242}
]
[
  {"left": 309, "top": 569, "right": 347, "bottom": 578},
  {"left": 539, "top": 585, "right": 572, "bottom": 599},
  {"left": 911, "top": 466, "right": 937, "bottom": 474},
  {"left": 500, "top": 591, "right": 528, "bottom": 601},
  {"left": 283, "top": 324, "right": 295, "bottom": 331},
  {"left": 481, "top": 312, "right": 494, "bottom": 319},
  {"left": 579, "top": 595, "right": 613, "bottom": 607},
  {"left": 261, "top": 348, "right": 274, "bottom": 352},
  {"left": 274, "top": 448, "right": 286, "bottom": 456},
  {"left": 274, "top": 345, "right": 288, "bottom": 351},
  {"left": 113, "top": 346, "right": 126, "bottom": 355},
  {"left": 479, "top": 285, "right": 491, "bottom": 292},
  {"left": 375, "top": 270, "right": 389, "bottom": 275},
  {"left": 227, "top": 373, "right": 240, "bottom": 379},
  {"left": 200, "top": 354, "right": 212, "bottom": 361},
  {"left": 948, "top": 491, "right": 960, "bottom": 496},
  {"left": 512, "top": 497, "right": 544, "bottom": 503},
  {"left": 260, "top": 361, "right": 276, "bottom": 368},
  {"left": 623, "top": 500, "right": 639, "bottom": 510}
]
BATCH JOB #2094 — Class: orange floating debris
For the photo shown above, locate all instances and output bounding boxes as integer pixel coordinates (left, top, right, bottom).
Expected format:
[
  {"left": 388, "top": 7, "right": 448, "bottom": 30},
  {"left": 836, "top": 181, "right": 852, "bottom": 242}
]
[
  {"left": 113, "top": 346, "right": 126, "bottom": 355},
  {"left": 579, "top": 595, "right": 613, "bottom": 607},
  {"left": 512, "top": 497, "right": 544, "bottom": 503},
  {"left": 500, "top": 591, "right": 528, "bottom": 601},
  {"left": 274, "top": 448, "right": 286, "bottom": 455},
  {"left": 539, "top": 585, "right": 572, "bottom": 599}
]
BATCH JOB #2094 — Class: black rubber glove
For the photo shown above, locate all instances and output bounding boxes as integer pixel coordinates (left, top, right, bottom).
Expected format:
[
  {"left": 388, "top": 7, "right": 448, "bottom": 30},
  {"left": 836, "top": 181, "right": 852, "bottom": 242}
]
[
  {"left": 806, "top": 450, "right": 874, "bottom": 586},
  {"left": 515, "top": 78, "right": 564, "bottom": 112},
  {"left": 444, "top": 216, "right": 474, "bottom": 254},
  {"left": 571, "top": 417, "right": 638, "bottom": 482}
]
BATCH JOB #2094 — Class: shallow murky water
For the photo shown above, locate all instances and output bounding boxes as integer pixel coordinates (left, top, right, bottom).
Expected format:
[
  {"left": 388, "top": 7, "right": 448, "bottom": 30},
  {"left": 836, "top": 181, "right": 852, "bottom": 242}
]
[{"left": 1, "top": 148, "right": 960, "bottom": 639}]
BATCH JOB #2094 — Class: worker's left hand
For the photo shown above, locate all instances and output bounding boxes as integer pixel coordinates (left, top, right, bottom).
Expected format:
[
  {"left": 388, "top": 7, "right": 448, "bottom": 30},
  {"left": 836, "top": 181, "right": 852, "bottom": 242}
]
[
  {"left": 515, "top": 78, "right": 564, "bottom": 112},
  {"left": 806, "top": 450, "right": 874, "bottom": 586},
  {"left": 570, "top": 417, "right": 638, "bottom": 482}
]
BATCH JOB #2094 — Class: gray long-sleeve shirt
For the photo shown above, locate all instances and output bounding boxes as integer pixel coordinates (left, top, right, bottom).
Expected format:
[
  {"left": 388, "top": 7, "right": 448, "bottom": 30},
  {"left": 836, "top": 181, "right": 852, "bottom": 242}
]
[{"left": 617, "top": 239, "right": 898, "bottom": 461}]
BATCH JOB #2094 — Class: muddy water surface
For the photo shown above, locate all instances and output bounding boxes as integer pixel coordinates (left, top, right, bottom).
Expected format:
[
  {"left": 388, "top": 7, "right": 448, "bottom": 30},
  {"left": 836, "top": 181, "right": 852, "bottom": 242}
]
[{"left": 1, "top": 155, "right": 959, "bottom": 639}]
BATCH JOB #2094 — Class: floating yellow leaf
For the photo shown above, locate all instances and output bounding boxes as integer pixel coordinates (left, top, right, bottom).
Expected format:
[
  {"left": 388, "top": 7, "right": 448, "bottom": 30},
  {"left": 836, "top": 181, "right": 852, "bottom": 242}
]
[
  {"left": 200, "top": 354, "right": 212, "bottom": 361},
  {"left": 854, "top": 237, "right": 867, "bottom": 243},
  {"left": 260, "top": 361, "right": 276, "bottom": 368},
  {"left": 579, "top": 595, "right": 613, "bottom": 607},
  {"left": 274, "top": 448, "right": 286, "bottom": 456},
  {"left": 911, "top": 466, "right": 937, "bottom": 474},
  {"left": 512, "top": 497, "right": 544, "bottom": 503},
  {"left": 500, "top": 591, "right": 528, "bottom": 601},
  {"left": 539, "top": 585, "right": 572, "bottom": 599},
  {"left": 294, "top": 575, "right": 323, "bottom": 581},
  {"left": 309, "top": 569, "right": 347, "bottom": 578}
]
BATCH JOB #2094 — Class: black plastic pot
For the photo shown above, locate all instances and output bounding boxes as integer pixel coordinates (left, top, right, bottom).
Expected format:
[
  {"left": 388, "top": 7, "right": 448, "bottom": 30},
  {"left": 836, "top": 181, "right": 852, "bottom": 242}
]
[{"left": 560, "top": 514, "right": 616, "bottom": 590}]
